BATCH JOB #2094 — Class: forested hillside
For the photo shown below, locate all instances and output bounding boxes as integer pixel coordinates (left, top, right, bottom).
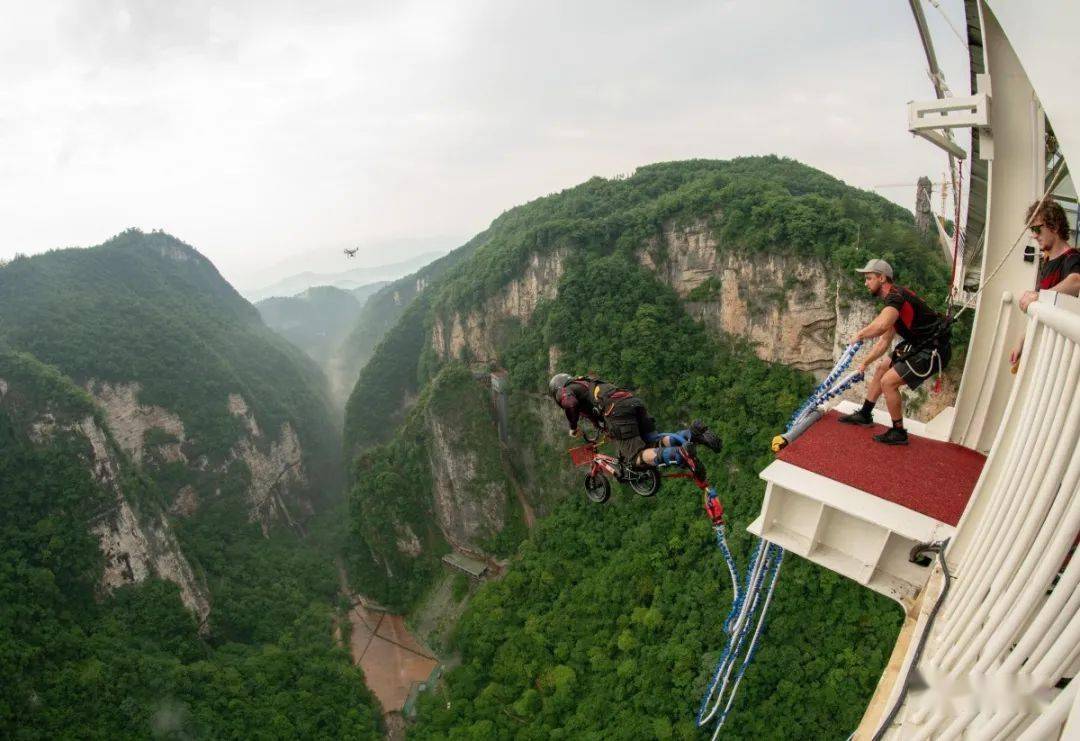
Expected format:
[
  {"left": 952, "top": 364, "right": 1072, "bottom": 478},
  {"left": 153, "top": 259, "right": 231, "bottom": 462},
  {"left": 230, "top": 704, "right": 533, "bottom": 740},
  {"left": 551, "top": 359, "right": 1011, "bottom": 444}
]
[
  {"left": 338, "top": 233, "right": 492, "bottom": 432},
  {"left": 0, "top": 231, "right": 381, "bottom": 737},
  {"left": 0, "top": 229, "right": 339, "bottom": 472},
  {"left": 343, "top": 157, "right": 949, "bottom": 736}
]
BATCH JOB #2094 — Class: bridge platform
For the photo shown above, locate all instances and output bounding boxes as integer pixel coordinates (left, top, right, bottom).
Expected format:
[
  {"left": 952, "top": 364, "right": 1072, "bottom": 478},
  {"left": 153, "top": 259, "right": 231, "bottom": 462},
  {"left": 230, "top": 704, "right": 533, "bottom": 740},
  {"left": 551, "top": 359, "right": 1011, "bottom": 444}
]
[{"left": 749, "top": 404, "right": 985, "bottom": 603}]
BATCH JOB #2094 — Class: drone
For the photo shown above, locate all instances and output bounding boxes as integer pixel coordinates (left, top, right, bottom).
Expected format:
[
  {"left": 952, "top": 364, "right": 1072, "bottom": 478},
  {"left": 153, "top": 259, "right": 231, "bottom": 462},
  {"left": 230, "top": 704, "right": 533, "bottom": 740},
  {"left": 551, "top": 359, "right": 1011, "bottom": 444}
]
[{"left": 344, "top": 247, "right": 358, "bottom": 258}]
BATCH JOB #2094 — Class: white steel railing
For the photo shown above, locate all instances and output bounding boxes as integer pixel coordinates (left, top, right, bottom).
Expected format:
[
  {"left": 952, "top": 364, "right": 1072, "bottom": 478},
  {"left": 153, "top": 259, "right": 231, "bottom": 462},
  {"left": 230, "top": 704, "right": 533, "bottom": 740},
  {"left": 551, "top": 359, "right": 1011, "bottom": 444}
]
[{"left": 873, "top": 291, "right": 1080, "bottom": 739}]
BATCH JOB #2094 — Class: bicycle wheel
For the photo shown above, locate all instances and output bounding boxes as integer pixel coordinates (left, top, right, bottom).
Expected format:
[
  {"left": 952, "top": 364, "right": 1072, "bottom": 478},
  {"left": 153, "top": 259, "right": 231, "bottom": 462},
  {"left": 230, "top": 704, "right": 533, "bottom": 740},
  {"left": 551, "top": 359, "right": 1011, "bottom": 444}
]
[
  {"left": 627, "top": 467, "right": 660, "bottom": 497},
  {"left": 584, "top": 473, "right": 611, "bottom": 503}
]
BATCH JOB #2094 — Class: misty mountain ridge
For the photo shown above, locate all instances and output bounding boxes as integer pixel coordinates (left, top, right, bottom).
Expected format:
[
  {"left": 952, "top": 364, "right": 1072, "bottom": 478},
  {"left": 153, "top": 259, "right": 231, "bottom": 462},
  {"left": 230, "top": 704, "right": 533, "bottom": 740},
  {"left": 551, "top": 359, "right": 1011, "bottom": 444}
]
[
  {"left": 255, "top": 281, "right": 389, "bottom": 408},
  {"left": 241, "top": 249, "right": 449, "bottom": 302},
  {"left": 0, "top": 228, "right": 381, "bottom": 737}
]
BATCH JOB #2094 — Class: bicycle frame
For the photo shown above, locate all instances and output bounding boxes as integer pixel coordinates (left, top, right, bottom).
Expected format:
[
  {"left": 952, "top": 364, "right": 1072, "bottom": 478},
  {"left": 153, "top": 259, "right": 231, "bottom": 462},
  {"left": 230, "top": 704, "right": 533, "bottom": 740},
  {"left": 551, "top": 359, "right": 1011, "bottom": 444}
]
[{"left": 572, "top": 433, "right": 707, "bottom": 489}]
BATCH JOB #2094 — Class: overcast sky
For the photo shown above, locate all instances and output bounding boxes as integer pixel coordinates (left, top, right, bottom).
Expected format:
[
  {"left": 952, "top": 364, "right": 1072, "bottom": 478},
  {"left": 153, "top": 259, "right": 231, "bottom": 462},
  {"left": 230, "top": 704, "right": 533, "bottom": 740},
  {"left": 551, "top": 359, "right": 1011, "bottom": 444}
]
[{"left": 0, "top": 0, "right": 969, "bottom": 288}]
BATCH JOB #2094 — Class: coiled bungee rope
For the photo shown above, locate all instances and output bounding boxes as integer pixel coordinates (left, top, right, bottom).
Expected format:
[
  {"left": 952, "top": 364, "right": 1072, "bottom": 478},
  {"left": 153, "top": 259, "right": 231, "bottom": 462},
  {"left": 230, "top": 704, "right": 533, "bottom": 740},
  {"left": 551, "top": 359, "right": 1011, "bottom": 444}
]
[{"left": 697, "top": 344, "right": 864, "bottom": 737}]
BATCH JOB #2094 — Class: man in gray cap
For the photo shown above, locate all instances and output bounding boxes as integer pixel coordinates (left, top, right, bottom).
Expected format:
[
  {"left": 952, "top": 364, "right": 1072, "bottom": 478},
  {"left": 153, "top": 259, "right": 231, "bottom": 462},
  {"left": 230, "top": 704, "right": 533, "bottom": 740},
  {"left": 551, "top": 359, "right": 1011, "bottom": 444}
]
[{"left": 838, "top": 259, "right": 951, "bottom": 444}]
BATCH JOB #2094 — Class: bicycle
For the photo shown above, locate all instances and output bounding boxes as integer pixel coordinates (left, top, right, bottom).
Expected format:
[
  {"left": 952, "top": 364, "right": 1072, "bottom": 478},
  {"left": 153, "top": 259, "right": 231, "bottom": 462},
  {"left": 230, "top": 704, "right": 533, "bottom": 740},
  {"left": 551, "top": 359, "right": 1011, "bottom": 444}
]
[{"left": 567, "top": 421, "right": 706, "bottom": 503}]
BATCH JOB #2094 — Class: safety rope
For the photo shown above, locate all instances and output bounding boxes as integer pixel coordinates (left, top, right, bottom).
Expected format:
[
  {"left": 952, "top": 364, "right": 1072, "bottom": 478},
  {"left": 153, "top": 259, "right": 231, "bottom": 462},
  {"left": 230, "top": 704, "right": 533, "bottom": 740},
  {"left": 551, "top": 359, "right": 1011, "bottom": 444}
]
[
  {"left": 787, "top": 341, "right": 864, "bottom": 432},
  {"left": 696, "top": 538, "right": 784, "bottom": 739},
  {"left": 694, "top": 345, "right": 865, "bottom": 737},
  {"left": 948, "top": 160, "right": 964, "bottom": 302},
  {"left": 787, "top": 341, "right": 863, "bottom": 431}
]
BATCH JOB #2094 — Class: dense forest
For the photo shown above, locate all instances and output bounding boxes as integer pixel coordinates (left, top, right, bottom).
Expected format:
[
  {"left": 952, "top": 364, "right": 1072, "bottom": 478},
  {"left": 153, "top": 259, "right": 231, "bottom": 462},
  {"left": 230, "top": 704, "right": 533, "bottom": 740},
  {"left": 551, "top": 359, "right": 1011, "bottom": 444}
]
[
  {"left": 344, "top": 156, "right": 951, "bottom": 456},
  {"left": 0, "top": 233, "right": 382, "bottom": 738},
  {"left": 1, "top": 157, "right": 954, "bottom": 738},
  {"left": 340, "top": 157, "right": 952, "bottom": 737}
]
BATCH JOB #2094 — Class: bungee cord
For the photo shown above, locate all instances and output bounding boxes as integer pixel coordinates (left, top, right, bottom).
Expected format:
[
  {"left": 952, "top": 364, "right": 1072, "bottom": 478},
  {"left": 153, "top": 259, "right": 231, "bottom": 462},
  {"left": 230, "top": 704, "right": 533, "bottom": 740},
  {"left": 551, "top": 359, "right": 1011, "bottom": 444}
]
[{"left": 696, "top": 345, "right": 864, "bottom": 737}]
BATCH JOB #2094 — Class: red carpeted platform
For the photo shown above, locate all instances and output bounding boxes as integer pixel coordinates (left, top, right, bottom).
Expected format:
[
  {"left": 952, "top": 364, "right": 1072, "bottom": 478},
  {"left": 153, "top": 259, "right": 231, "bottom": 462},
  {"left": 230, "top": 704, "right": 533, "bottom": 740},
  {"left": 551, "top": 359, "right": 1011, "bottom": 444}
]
[{"left": 777, "top": 410, "right": 986, "bottom": 526}]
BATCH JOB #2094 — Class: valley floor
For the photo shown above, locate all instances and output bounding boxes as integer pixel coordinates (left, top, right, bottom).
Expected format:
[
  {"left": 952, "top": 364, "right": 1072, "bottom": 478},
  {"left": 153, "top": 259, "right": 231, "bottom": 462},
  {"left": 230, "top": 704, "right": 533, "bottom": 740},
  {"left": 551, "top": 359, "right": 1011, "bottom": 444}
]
[{"left": 349, "top": 602, "right": 438, "bottom": 712}]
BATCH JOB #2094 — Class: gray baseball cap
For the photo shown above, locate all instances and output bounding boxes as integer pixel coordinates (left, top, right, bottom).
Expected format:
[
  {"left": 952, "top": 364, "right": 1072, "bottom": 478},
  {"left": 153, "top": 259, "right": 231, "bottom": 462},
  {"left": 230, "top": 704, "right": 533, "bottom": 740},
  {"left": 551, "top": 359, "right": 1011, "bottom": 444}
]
[{"left": 855, "top": 259, "right": 893, "bottom": 279}]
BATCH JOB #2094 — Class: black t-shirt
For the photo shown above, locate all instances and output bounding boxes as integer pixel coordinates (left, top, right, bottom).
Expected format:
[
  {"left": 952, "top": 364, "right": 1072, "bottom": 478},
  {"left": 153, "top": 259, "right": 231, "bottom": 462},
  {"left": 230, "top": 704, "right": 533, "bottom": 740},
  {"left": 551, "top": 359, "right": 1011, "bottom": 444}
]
[
  {"left": 883, "top": 285, "right": 943, "bottom": 345},
  {"left": 1039, "top": 248, "right": 1080, "bottom": 290}
]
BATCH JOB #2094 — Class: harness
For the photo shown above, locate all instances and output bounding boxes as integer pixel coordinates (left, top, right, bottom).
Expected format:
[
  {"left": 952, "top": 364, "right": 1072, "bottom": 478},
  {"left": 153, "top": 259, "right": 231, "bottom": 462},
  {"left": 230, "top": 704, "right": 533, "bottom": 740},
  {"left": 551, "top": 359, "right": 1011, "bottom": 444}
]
[
  {"left": 892, "top": 313, "right": 955, "bottom": 381},
  {"left": 592, "top": 381, "right": 635, "bottom": 416}
]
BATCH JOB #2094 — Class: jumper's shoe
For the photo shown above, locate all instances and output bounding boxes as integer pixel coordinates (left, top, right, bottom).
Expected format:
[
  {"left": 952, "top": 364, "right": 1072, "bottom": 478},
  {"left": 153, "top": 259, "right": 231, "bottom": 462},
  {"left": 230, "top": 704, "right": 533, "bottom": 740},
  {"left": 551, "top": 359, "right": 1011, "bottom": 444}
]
[
  {"left": 838, "top": 409, "right": 874, "bottom": 426},
  {"left": 689, "top": 420, "right": 722, "bottom": 452},
  {"left": 873, "top": 427, "right": 909, "bottom": 445}
]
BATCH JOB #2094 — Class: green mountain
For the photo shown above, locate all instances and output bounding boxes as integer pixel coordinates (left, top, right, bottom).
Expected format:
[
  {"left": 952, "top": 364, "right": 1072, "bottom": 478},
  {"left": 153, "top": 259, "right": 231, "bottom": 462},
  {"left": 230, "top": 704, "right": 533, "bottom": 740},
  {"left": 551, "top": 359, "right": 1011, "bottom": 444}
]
[
  {"left": 337, "top": 234, "right": 492, "bottom": 437},
  {"left": 342, "top": 157, "right": 952, "bottom": 736},
  {"left": 0, "top": 230, "right": 380, "bottom": 737},
  {"left": 256, "top": 282, "right": 388, "bottom": 407}
]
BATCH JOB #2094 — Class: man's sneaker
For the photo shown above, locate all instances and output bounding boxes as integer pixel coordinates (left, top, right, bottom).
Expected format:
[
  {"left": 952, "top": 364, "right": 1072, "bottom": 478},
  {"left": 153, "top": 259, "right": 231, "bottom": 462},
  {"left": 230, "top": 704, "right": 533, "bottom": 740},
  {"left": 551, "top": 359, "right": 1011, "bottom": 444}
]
[
  {"left": 689, "top": 420, "right": 723, "bottom": 452},
  {"left": 838, "top": 409, "right": 873, "bottom": 426},
  {"left": 873, "top": 427, "right": 909, "bottom": 445}
]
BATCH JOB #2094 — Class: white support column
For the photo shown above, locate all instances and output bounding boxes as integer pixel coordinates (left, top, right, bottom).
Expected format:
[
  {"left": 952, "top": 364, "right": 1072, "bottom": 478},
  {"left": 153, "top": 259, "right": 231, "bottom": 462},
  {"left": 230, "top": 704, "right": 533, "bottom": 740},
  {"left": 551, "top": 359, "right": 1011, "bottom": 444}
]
[{"left": 949, "top": 1, "right": 1040, "bottom": 452}]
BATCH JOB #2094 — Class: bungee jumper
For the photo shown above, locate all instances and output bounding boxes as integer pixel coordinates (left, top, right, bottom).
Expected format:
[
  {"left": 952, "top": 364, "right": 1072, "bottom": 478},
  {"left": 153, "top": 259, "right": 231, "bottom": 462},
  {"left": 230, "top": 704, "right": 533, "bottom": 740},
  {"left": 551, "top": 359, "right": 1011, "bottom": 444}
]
[
  {"left": 550, "top": 372, "right": 751, "bottom": 737},
  {"left": 838, "top": 258, "right": 953, "bottom": 445},
  {"left": 549, "top": 372, "right": 721, "bottom": 479}
]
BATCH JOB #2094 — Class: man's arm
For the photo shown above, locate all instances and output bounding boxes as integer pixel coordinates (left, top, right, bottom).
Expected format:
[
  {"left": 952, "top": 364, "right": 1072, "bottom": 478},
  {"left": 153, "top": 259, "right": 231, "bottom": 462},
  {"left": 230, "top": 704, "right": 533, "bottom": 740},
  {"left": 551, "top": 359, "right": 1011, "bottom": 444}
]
[
  {"left": 853, "top": 306, "right": 900, "bottom": 342},
  {"left": 857, "top": 328, "right": 896, "bottom": 373},
  {"left": 1052, "top": 271, "right": 1080, "bottom": 297},
  {"left": 1018, "top": 269, "right": 1080, "bottom": 312},
  {"left": 558, "top": 393, "right": 582, "bottom": 436}
]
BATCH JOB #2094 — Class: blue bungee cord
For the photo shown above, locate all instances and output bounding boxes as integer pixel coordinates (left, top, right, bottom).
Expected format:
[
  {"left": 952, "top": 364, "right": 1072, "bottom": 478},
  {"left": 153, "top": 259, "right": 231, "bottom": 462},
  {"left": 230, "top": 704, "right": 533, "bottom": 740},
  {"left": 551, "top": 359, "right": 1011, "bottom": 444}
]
[{"left": 697, "top": 343, "right": 864, "bottom": 738}]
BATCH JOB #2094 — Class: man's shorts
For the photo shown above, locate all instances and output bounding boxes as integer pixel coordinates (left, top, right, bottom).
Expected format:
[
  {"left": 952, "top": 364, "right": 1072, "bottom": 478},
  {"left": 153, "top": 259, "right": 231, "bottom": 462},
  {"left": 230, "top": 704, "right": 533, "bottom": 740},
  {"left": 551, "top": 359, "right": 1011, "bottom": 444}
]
[
  {"left": 891, "top": 341, "right": 952, "bottom": 391},
  {"left": 605, "top": 396, "right": 650, "bottom": 463}
]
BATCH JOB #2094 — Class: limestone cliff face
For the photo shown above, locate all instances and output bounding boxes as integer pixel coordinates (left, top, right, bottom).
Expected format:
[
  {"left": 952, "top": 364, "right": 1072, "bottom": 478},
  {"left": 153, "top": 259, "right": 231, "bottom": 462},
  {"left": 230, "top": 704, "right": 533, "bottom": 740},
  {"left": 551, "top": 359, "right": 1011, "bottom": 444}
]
[
  {"left": 639, "top": 220, "right": 879, "bottom": 373},
  {"left": 227, "top": 418, "right": 309, "bottom": 535},
  {"left": 17, "top": 400, "right": 212, "bottom": 625},
  {"left": 424, "top": 406, "right": 507, "bottom": 554},
  {"left": 640, "top": 219, "right": 956, "bottom": 417},
  {"left": 87, "top": 382, "right": 310, "bottom": 532},
  {"left": 87, "top": 381, "right": 187, "bottom": 464},
  {"left": 432, "top": 249, "right": 567, "bottom": 362}
]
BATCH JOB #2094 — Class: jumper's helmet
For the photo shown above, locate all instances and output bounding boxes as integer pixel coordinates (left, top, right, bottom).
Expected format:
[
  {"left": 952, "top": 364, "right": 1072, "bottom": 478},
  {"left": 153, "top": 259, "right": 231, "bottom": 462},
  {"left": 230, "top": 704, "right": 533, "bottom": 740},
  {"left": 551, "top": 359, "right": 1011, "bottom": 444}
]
[{"left": 548, "top": 373, "right": 572, "bottom": 399}]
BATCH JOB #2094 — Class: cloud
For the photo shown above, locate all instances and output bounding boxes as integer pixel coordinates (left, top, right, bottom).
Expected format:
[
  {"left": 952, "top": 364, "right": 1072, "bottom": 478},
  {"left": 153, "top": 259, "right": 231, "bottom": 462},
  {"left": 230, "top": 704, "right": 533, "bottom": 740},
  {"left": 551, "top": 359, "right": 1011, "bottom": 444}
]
[{"left": 0, "top": 0, "right": 971, "bottom": 284}]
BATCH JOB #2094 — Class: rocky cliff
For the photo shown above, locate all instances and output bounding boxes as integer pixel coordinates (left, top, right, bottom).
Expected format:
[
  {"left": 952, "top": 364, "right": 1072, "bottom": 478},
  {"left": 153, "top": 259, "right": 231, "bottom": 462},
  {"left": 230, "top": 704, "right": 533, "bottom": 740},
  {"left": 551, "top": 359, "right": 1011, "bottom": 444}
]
[
  {"left": 88, "top": 381, "right": 311, "bottom": 534},
  {"left": 641, "top": 218, "right": 878, "bottom": 371},
  {"left": 427, "top": 220, "right": 954, "bottom": 416},
  {"left": 432, "top": 249, "right": 567, "bottom": 362},
  {"left": 424, "top": 403, "right": 509, "bottom": 553},
  {"left": 640, "top": 217, "right": 956, "bottom": 414},
  {"left": 2, "top": 355, "right": 211, "bottom": 624}
]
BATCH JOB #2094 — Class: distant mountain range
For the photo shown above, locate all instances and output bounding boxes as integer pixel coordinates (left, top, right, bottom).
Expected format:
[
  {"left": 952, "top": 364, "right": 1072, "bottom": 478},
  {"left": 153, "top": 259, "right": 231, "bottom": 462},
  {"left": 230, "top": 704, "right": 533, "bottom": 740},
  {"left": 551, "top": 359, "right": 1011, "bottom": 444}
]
[{"left": 240, "top": 250, "right": 449, "bottom": 302}]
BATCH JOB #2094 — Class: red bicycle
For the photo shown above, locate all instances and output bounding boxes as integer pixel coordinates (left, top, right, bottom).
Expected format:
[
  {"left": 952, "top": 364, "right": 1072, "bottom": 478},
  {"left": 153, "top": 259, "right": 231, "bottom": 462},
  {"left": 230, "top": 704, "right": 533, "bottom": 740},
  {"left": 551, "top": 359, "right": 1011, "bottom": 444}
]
[
  {"left": 567, "top": 420, "right": 707, "bottom": 503},
  {"left": 569, "top": 438, "right": 661, "bottom": 502}
]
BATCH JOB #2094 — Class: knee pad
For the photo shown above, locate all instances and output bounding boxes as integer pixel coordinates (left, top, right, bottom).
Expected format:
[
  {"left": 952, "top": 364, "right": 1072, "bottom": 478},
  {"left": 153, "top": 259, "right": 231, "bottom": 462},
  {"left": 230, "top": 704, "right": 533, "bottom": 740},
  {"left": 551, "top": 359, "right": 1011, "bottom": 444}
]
[{"left": 660, "top": 447, "right": 684, "bottom": 465}]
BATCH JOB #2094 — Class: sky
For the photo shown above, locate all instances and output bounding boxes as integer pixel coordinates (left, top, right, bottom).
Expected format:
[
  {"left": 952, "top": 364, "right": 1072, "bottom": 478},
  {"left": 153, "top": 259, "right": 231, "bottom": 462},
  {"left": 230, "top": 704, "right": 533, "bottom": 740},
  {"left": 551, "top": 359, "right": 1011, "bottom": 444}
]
[{"left": 0, "top": 0, "right": 970, "bottom": 288}]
